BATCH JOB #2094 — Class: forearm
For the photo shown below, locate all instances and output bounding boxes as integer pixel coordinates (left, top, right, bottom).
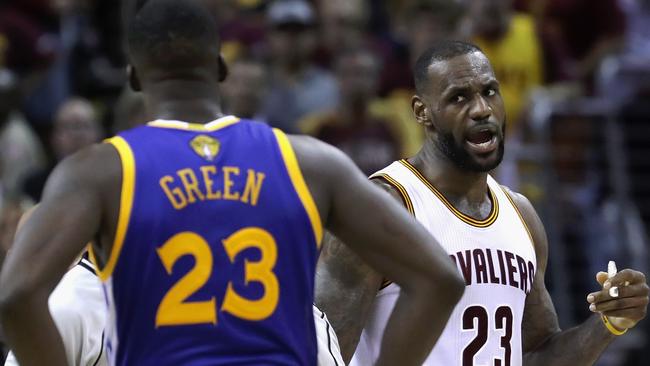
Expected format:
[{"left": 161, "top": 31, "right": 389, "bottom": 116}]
[
  {"left": 0, "top": 293, "right": 67, "bottom": 366},
  {"left": 524, "top": 314, "right": 615, "bottom": 366},
  {"left": 376, "top": 287, "right": 458, "bottom": 366}
]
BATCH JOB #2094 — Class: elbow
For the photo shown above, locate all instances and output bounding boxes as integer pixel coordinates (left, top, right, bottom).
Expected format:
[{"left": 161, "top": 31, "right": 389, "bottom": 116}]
[
  {"left": 403, "top": 264, "right": 465, "bottom": 307},
  {"left": 0, "top": 278, "right": 36, "bottom": 322},
  {"left": 421, "top": 265, "right": 465, "bottom": 307},
  {"left": 0, "top": 287, "right": 21, "bottom": 322},
  {"left": 437, "top": 269, "right": 466, "bottom": 303}
]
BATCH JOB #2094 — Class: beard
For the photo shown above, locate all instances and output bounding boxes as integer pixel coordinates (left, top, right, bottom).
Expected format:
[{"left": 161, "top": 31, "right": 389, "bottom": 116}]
[{"left": 435, "top": 126, "right": 505, "bottom": 173}]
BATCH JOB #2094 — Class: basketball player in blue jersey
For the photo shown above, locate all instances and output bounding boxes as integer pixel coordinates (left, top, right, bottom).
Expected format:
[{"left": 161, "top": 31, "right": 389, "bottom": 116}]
[
  {"left": 0, "top": 1, "right": 465, "bottom": 365},
  {"left": 315, "top": 41, "right": 649, "bottom": 365}
]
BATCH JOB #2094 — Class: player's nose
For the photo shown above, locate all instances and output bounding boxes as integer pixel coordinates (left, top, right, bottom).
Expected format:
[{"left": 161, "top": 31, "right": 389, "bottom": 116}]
[{"left": 469, "top": 95, "right": 492, "bottom": 122}]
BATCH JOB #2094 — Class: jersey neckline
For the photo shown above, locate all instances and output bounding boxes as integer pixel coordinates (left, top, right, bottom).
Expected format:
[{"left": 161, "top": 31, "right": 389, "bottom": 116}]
[
  {"left": 147, "top": 115, "right": 240, "bottom": 132},
  {"left": 398, "top": 159, "right": 499, "bottom": 228}
]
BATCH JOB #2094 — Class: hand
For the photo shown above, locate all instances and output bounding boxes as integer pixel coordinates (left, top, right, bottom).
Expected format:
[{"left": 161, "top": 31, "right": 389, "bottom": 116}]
[{"left": 587, "top": 269, "right": 649, "bottom": 330}]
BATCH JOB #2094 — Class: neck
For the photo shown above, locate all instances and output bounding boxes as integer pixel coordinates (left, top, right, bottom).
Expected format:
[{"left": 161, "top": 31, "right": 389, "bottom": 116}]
[
  {"left": 408, "top": 138, "right": 489, "bottom": 205},
  {"left": 144, "top": 79, "right": 224, "bottom": 123}
]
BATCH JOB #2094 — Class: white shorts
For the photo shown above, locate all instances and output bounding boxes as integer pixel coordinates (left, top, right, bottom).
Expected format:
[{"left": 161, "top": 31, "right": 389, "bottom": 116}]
[{"left": 313, "top": 305, "right": 345, "bottom": 366}]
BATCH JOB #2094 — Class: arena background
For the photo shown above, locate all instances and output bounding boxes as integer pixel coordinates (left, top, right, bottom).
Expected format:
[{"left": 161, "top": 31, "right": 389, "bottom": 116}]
[{"left": 0, "top": 0, "right": 649, "bottom": 364}]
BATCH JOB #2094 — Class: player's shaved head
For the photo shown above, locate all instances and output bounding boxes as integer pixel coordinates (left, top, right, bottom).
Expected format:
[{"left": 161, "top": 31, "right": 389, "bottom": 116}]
[
  {"left": 126, "top": 0, "right": 221, "bottom": 76},
  {"left": 414, "top": 41, "right": 483, "bottom": 95}
]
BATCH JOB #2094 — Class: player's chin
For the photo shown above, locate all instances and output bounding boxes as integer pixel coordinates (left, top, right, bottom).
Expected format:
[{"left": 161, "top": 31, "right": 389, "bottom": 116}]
[{"left": 464, "top": 144, "right": 504, "bottom": 172}]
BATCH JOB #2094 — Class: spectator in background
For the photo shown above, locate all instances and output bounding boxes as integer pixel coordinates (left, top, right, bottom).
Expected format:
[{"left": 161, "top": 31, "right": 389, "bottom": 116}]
[
  {"left": 539, "top": 0, "right": 626, "bottom": 84},
  {"left": 299, "top": 49, "right": 401, "bottom": 175},
  {"left": 514, "top": 0, "right": 626, "bottom": 85},
  {"left": 22, "top": 0, "right": 127, "bottom": 130},
  {"left": 621, "top": 0, "right": 650, "bottom": 58},
  {"left": 468, "top": 0, "right": 543, "bottom": 133},
  {"left": 382, "top": 0, "right": 466, "bottom": 94},
  {"left": 22, "top": 98, "right": 103, "bottom": 202},
  {"left": 373, "top": 0, "right": 466, "bottom": 156},
  {"left": 201, "top": 0, "right": 267, "bottom": 63},
  {"left": 0, "top": 0, "right": 58, "bottom": 76},
  {"left": 262, "top": 0, "right": 339, "bottom": 133},
  {"left": 0, "top": 69, "right": 46, "bottom": 202},
  {"left": 314, "top": 0, "right": 393, "bottom": 70},
  {"left": 222, "top": 58, "right": 269, "bottom": 121}
]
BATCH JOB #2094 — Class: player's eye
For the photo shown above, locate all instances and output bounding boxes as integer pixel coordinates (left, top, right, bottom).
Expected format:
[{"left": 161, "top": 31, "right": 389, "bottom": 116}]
[
  {"left": 451, "top": 94, "right": 466, "bottom": 104},
  {"left": 485, "top": 88, "right": 497, "bottom": 97}
]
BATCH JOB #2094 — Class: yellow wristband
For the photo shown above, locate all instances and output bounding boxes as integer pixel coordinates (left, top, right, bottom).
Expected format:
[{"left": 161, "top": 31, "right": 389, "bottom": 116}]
[{"left": 601, "top": 315, "right": 628, "bottom": 336}]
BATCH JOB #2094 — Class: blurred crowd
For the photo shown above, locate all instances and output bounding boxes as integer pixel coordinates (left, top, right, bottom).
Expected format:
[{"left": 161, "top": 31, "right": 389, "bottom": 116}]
[{"left": 1, "top": 0, "right": 649, "bottom": 364}]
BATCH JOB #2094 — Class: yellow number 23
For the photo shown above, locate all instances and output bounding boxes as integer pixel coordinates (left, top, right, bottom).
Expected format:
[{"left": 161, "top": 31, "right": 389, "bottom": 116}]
[{"left": 155, "top": 227, "right": 279, "bottom": 327}]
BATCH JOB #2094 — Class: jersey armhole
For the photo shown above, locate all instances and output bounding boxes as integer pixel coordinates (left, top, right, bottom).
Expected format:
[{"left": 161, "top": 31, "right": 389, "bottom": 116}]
[
  {"left": 88, "top": 136, "right": 136, "bottom": 282},
  {"left": 271, "top": 129, "right": 323, "bottom": 248},
  {"left": 369, "top": 174, "right": 414, "bottom": 215},
  {"left": 370, "top": 173, "right": 415, "bottom": 291},
  {"left": 499, "top": 186, "right": 535, "bottom": 250}
]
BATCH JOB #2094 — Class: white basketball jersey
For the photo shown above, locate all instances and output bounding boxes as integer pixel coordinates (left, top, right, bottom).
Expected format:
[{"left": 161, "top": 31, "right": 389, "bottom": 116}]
[{"left": 351, "top": 160, "right": 536, "bottom": 366}]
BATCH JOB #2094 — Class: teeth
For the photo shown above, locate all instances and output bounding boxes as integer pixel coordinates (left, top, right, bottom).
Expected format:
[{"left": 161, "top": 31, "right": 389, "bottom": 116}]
[{"left": 467, "top": 135, "right": 495, "bottom": 148}]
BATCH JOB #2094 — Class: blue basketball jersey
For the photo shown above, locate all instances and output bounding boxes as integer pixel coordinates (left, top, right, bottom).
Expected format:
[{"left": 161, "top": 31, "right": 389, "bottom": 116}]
[{"left": 89, "top": 116, "right": 323, "bottom": 365}]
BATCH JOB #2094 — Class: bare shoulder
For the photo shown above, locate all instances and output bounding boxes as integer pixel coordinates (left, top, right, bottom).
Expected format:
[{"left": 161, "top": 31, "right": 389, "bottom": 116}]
[
  {"left": 500, "top": 185, "right": 548, "bottom": 262},
  {"left": 285, "top": 134, "right": 354, "bottom": 178},
  {"left": 43, "top": 143, "right": 121, "bottom": 201}
]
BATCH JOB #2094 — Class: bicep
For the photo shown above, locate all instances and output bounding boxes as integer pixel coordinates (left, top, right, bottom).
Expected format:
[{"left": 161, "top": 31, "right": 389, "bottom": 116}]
[
  {"left": 505, "top": 187, "right": 561, "bottom": 352},
  {"left": 522, "top": 268, "right": 561, "bottom": 353}
]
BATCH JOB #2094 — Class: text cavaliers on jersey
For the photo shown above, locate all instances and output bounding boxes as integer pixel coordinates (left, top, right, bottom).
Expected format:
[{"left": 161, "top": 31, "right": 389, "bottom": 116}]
[{"left": 351, "top": 159, "right": 536, "bottom": 366}]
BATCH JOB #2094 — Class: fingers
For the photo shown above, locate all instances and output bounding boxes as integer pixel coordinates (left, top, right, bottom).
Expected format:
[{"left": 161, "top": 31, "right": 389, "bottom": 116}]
[
  {"left": 596, "top": 271, "right": 608, "bottom": 286},
  {"left": 605, "top": 269, "right": 647, "bottom": 288},
  {"left": 589, "top": 296, "right": 649, "bottom": 314},
  {"left": 588, "top": 283, "right": 650, "bottom": 304}
]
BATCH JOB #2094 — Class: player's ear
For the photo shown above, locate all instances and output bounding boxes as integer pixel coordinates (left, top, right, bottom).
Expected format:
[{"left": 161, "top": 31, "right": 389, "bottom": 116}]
[
  {"left": 218, "top": 54, "right": 228, "bottom": 82},
  {"left": 127, "top": 65, "right": 142, "bottom": 92},
  {"left": 412, "top": 95, "right": 433, "bottom": 127}
]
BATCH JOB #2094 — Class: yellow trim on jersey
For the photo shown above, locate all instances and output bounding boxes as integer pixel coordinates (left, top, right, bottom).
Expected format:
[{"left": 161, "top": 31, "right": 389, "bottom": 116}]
[
  {"left": 147, "top": 116, "right": 240, "bottom": 132},
  {"left": 272, "top": 129, "right": 323, "bottom": 248},
  {"left": 372, "top": 173, "right": 415, "bottom": 215},
  {"left": 399, "top": 159, "right": 499, "bottom": 228},
  {"left": 88, "top": 136, "right": 136, "bottom": 282},
  {"left": 500, "top": 186, "right": 535, "bottom": 248}
]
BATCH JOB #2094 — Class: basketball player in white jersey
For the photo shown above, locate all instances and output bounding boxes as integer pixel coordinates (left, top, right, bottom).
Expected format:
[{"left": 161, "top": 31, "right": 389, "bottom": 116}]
[{"left": 315, "top": 41, "right": 649, "bottom": 365}]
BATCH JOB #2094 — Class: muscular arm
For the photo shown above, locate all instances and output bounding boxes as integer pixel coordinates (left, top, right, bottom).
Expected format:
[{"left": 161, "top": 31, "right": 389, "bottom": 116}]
[
  {"left": 506, "top": 188, "right": 646, "bottom": 366},
  {"left": 314, "top": 179, "right": 402, "bottom": 362},
  {"left": 0, "top": 144, "right": 119, "bottom": 366},
  {"left": 291, "top": 135, "right": 464, "bottom": 366}
]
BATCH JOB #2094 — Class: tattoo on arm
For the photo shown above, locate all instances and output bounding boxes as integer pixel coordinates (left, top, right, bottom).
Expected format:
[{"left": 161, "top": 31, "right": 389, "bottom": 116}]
[
  {"left": 315, "top": 233, "right": 382, "bottom": 362},
  {"left": 314, "top": 178, "right": 406, "bottom": 362}
]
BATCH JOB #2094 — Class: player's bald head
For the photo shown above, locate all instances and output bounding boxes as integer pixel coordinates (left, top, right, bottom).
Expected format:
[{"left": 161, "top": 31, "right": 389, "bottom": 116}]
[{"left": 126, "top": 0, "right": 221, "bottom": 75}]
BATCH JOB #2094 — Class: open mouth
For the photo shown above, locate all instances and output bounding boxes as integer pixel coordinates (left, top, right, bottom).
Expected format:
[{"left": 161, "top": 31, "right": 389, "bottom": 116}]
[{"left": 465, "top": 127, "right": 498, "bottom": 154}]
